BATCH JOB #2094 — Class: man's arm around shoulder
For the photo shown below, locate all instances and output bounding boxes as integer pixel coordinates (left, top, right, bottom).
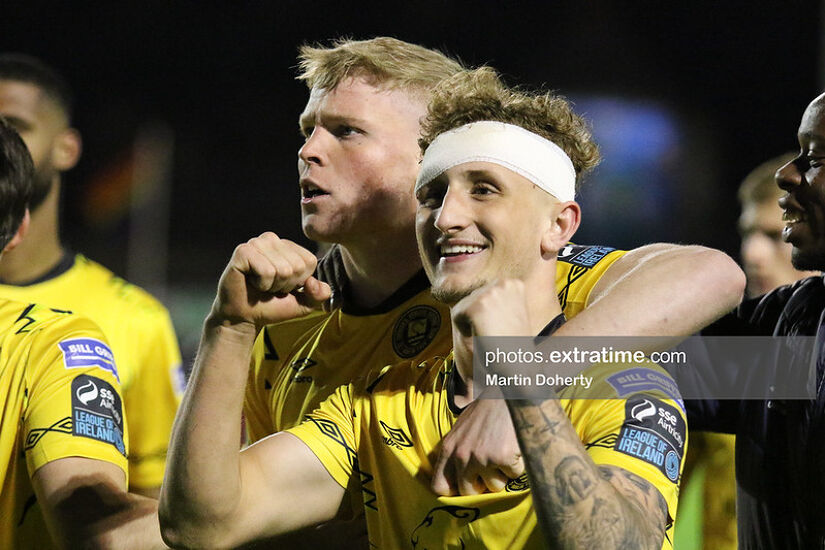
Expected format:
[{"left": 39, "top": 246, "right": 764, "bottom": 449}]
[{"left": 574, "top": 243, "right": 746, "bottom": 337}]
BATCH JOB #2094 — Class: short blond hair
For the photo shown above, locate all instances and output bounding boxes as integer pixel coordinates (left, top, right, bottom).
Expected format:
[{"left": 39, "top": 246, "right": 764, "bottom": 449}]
[
  {"left": 419, "top": 67, "right": 600, "bottom": 182},
  {"left": 297, "top": 36, "right": 464, "bottom": 95},
  {"left": 738, "top": 152, "right": 797, "bottom": 204}
]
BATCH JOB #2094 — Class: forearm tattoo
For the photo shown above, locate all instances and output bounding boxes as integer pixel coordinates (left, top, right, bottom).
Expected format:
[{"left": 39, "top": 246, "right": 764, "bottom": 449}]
[{"left": 508, "top": 399, "right": 667, "bottom": 550}]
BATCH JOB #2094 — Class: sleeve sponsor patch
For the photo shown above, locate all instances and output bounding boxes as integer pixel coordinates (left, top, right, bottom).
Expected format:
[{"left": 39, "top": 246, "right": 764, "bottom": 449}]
[
  {"left": 172, "top": 362, "right": 187, "bottom": 396},
  {"left": 614, "top": 397, "right": 685, "bottom": 482},
  {"left": 557, "top": 244, "right": 616, "bottom": 267},
  {"left": 606, "top": 367, "right": 684, "bottom": 413},
  {"left": 71, "top": 375, "right": 126, "bottom": 456},
  {"left": 59, "top": 337, "right": 119, "bottom": 382}
]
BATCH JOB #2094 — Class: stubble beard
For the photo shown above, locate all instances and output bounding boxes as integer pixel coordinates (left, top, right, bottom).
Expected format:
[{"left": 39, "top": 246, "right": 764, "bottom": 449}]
[
  {"left": 28, "top": 165, "right": 55, "bottom": 212},
  {"left": 431, "top": 277, "right": 486, "bottom": 306}
]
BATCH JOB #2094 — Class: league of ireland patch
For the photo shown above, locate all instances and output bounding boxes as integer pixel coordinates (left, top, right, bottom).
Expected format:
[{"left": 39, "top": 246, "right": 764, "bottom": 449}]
[
  {"left": 614, "top": 396, "right": 685, "bottom": 482},
  {"left": 71, "top": 374, "right": 126, "bottom": 456}
]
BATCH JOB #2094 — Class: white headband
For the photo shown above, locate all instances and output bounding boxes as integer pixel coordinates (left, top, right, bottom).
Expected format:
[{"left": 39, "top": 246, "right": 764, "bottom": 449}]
[{"left": 415, "top": 121, "right": 576, "bottom": 202}]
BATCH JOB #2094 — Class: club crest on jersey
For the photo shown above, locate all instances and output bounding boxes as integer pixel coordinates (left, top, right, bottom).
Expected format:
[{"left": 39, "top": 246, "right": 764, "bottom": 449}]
[
  {"left": 59, "top": 337, "right": 119, "bottom": 382},
  {"left": 392, "top": 305, "right": 441, "bottom": 359},
  {"left": 71, "top": 375, "right": 126, "bottom": 456}
]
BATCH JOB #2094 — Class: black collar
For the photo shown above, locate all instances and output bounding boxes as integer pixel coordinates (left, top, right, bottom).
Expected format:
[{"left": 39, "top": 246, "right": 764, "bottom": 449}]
[
  {"left": 0, "top": 250, "right": 75, "bottom": 286},
  {"left": 342, "top": 269, "right": 431, "bottom": 316}
]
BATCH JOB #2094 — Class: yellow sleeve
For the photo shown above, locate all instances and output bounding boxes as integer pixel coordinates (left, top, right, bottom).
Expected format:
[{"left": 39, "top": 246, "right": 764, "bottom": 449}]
[
  {"left": 24, "top": 316, "right": 129, "bottom": 481},
  {"left": 556, "top": 245, "right": 627, "bottom": 318},
  {"left": 286, "top": 383, "right": 356, "bottom": 490},
  {"left": 244, "top": 329, "right": 275, "bottom": 444},
  {"left": 572, "top": 390, "right": 687, "bottom": 527},
  {"left": 122, "top": 307, "right": 182, "bottom": 489}
]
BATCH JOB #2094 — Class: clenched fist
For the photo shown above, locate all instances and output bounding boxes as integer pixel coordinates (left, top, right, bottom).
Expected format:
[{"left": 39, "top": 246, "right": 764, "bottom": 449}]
[
  {"left": 451, "top": 279, "right": 533, "bottom": 338},
  {"left": 211, "top": 232, "right": 331, "bottom": 330}
]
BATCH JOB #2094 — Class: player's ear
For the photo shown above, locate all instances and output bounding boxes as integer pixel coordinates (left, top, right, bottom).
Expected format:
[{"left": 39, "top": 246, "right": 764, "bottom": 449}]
[
  {"left": 52, "top": 127, "right": 82, "bottom": 172},
  {"left": 4, "top": 209, "right": 30, "bottom": 253},
  {"left": 541, "top": 201, "right": 580, "bottom": 257}
]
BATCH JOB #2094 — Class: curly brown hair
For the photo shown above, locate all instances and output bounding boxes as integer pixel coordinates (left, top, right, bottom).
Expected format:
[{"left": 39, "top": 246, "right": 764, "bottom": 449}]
[
  {"left": 419, "top": 67, "right": 600, "bottom": 181},
  {"left": 297, "top": 37, "right": 464, "bottom": 96}
]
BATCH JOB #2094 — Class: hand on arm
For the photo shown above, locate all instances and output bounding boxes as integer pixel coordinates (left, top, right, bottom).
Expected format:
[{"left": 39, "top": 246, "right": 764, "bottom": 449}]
[
  {"left": 159, "top": 233, "right": 334, "bottom": 548},
  {"left": 431, "top": 393, "right": 525, "bottom": 496},
  {"left": 432, "top": 280, "right": 534, "bottom": 496}
]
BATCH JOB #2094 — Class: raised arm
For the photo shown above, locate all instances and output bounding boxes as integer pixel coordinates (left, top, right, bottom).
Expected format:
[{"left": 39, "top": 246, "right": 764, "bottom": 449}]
[
  {"left": 561, "top": 243, "right": 745, "bottom": 338},
  {"left": 450, "top": 280, "right": 674, "bottom": 548},
  {"left": 432, "top": 243, "right": 744, "bottom": 496},
  {"left": 507, "top": 399, "right": 668, "bottom": 549},
  {"left": 159, "top": 233, "right": 343, "bottom": 548}
]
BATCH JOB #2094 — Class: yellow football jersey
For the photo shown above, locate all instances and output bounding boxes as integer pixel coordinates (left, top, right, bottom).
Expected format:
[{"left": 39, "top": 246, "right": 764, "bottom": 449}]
[
  {"left": 0, "top": 253, "right": 181, "bottom": 489},
  {"left": 677, "top": 432, "right": 737, "bottom": 549},
  {"left": 0, "top": 300, "right": 128, "bottom": 549},
  {"left": 245, "top": 244, "right": 625, "bottom": 439},
  {"left": 288, "top": 353, "right": 686, "bottom": 549}
]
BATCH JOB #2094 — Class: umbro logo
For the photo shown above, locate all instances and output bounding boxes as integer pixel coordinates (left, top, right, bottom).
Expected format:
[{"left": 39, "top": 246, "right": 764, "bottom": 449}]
[
  {"left": 290, "top": 358, "right": 317, "bottom": 372},
  {"left": 379, "top": 421, "right": 413, "bottom": 449}
]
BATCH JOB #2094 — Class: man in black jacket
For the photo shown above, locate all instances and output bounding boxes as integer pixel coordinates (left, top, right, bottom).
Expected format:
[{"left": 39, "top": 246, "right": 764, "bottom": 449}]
[{"left": 689, "top": 91, "right": 825, "bottom": 549}]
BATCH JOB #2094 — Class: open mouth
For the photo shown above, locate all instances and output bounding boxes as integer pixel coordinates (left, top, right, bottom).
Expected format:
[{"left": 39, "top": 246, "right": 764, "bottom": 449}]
[
  {"left": 779, "top": 194, "right": 809, "bottom": 241},
  {"left": 782, "top": 208, "right": 807, "bottom": 237},
  {"left": 301, "top": 182, "right": 330, "bottom": 201},
  {"left": 782, "top": 209, "right": 806, "bottom": 225},
  {"left": 781, "top": 205, "right": 811, "bottom": 243}
]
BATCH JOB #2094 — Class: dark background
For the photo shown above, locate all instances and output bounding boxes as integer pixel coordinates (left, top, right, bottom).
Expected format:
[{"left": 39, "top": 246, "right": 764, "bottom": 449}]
[{"left": 2, "top": 0, "right": 824, "bottom": 347}]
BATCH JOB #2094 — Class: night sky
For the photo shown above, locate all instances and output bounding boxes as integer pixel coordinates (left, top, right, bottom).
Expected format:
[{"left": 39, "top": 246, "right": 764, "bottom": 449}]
[{"left": 2, "top": 1, "right": 823, "bottom": 287}]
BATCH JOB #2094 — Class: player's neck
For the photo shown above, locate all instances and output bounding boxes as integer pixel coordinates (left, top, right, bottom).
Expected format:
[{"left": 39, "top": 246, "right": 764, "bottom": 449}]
[
  {"left": 339, "top": 231, "right": 422, "bottom": 309},
  {"left": 0, "top": 186, "right": 65, "bottom": 284}
]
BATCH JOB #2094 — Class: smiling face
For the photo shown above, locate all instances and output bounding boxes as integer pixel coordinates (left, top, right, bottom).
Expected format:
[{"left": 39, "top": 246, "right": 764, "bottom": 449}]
[
  {"left": 777, "top": 93, "right": 825, "bottom": 271},
  {"left": 297, "top": 76, "right": 427, "bottom": 245},
  {"left": 415, "top": 161, "right": 577, "bottom": 304}
]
